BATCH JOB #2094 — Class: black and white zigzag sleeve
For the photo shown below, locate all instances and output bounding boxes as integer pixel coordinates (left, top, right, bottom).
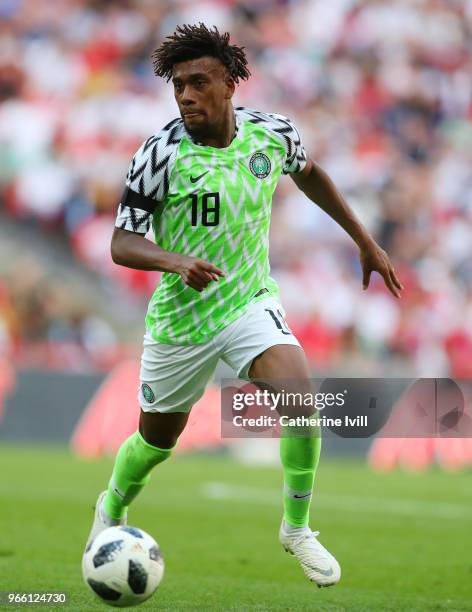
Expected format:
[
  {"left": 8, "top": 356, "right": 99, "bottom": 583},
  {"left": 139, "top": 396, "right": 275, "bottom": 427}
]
[
  {"left": 115, "top": 118, "right": 183, "bottom": 234},
  {"left": 235, "top": 108, "right": 307, "bottom": 175},
  {"left": 268, "top": 113, "right": 307, "bottom": 174}
]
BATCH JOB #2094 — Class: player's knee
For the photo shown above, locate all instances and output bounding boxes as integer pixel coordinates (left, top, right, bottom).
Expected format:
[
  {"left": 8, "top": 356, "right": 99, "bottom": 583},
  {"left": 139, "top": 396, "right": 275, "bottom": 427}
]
[
  {"left": 140, "top": 429, "right": 178, "bottom": 450},
  {"left": 139, "top": 408, "right": 189, "bottom": 449}
]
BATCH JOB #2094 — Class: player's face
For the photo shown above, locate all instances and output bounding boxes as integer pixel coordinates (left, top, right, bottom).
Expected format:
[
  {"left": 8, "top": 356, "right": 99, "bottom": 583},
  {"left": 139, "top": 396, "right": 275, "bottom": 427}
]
[{"left": 172, "top": 56, "right": 234, "bottom": 135}]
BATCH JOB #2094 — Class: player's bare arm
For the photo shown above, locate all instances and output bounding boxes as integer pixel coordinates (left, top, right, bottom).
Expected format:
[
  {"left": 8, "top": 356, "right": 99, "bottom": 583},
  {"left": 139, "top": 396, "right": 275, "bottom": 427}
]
[
  {"left": 291, "top": 159, "right": 403, "bottom": 298},
  {"left": 111, "top": 227, "right": 224, "bottom": 292}
]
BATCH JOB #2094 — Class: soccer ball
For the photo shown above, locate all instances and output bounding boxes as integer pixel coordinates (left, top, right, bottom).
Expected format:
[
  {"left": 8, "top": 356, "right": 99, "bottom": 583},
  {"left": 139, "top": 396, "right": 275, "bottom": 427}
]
[{"left": 82, "top": 526, "right": 164, "bottom": 607}]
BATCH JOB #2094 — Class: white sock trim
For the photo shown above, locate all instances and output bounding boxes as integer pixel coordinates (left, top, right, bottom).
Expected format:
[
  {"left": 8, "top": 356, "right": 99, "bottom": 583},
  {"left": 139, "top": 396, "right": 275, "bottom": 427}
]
[{"left": 283, "top": 520, "right": 311, "bottom": 534}]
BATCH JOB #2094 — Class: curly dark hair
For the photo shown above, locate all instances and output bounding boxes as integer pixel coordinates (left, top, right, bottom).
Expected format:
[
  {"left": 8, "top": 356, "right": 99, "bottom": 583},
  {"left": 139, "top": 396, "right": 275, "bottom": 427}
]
[{"left": 152, "top": 23, "right": 251, "bottom": 83}]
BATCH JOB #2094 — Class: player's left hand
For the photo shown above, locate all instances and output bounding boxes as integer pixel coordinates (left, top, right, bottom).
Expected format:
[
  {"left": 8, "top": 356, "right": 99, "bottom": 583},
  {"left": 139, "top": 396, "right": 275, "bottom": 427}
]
[{"left": 360, "top": 241, "right": 403, "bottom": 298}]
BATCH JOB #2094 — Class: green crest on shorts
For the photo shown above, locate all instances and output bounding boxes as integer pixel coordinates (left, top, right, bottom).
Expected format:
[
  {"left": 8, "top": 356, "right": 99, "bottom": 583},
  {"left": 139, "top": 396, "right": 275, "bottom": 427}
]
[{"left": 141, "top": 384, "right": 155, "bottom": 403}]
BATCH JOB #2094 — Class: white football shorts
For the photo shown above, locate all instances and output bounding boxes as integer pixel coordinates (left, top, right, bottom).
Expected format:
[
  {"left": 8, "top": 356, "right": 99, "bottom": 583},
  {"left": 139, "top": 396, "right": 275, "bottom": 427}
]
[{"left": 138, "top": 296, "right": 301, "bottom": 413}]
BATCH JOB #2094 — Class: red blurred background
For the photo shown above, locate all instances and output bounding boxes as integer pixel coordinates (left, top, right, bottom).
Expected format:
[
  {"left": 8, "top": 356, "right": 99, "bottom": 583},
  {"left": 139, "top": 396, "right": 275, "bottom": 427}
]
[{"left": 0, "top": 0, "right": 471, "bottom": 378}]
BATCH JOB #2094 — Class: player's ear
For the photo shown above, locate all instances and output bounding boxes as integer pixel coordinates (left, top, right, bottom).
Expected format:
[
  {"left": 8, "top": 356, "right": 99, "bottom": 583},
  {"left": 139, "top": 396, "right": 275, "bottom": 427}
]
[{"left": 224, "top": 74, "right": 235, "bottom": 99}]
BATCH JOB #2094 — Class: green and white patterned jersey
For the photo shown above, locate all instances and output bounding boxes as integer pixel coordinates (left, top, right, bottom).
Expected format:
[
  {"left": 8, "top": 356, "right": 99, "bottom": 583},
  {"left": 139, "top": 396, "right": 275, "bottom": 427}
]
[{"left": 115, "top": 107, "right": 307, "bottom": 344}]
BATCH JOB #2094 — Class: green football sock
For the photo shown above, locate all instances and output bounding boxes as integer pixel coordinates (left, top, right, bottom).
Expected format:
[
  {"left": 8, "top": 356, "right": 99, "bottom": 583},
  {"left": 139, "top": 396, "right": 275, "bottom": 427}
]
[
  {"left": 103, "top": 431, "right": 173, "bottom": 520},
  {"left": 279, "top": 426, "right": 322, "bottom": 528}
]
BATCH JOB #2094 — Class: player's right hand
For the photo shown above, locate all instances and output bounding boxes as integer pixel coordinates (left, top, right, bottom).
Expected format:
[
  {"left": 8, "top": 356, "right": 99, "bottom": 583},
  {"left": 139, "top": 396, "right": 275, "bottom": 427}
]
[{"left": 174, "top": 255, "right": 225, "bottom": 292}]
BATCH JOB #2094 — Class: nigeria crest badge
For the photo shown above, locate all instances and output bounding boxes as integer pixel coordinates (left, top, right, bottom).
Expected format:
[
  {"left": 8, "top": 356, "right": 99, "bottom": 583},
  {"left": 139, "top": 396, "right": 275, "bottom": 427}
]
[{"left": 249, "top": 152, "right": 271, "bottom": 179}]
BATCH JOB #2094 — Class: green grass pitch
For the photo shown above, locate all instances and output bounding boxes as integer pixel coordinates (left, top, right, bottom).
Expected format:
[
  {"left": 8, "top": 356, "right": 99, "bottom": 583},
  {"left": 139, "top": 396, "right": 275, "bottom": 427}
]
[{"left": 0, "top": 445, "right": 471, "bottom": 611}]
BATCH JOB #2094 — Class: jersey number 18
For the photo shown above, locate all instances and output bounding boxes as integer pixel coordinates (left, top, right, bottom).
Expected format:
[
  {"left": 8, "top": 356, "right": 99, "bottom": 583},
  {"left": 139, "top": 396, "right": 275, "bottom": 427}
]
[{"left": 190, "top": 192, "right": 220, "bottom": 226}]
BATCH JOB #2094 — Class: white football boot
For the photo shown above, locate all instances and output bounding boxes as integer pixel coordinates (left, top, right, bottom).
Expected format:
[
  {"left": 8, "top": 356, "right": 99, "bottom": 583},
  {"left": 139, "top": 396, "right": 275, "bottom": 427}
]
[
  {"left": 279, "top": 521, "right": 341, "bottom": 587},
  {"left": 84, "top": 490, "right": 127, "bottom": 554}
]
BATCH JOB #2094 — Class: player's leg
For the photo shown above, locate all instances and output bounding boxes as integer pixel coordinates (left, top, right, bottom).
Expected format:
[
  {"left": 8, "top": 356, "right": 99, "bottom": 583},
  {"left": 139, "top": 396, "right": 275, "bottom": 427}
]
[
  {"left": 85, "top": 336, "right": 219, "bottom": 549},
  {"left": 249, "top": 344, "right": 340, "bottom": 586},
  {"left": 139, "top": 409, "right": 188, "bottom": 448},
  {"left": 222, "top": 299, "right": 319, "bottom": 531},
  {"left": 84, "top": 411, "right": 190, "bottom": 553},
  {"left": 221, "top": 297, "right": 340, "bottom": 586},
  {"left": 102, "top": 410, "right": 190, "bottom": 523},
  {"left": 248, "top": 344, "right": 321, "bottom": 532}
]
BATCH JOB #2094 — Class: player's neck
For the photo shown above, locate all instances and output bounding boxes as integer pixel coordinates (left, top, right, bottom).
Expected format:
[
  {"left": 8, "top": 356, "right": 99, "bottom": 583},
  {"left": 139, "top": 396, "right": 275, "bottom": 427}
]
[{"left": 192, "top": 107, "right": 236, "bottom": 149}]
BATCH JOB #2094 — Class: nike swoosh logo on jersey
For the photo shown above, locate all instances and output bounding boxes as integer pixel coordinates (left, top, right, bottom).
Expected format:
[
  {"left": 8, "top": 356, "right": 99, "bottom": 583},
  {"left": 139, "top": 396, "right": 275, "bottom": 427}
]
[
  {"left": 293, "top": 493, "right": 312, "bottom": 499},
  {"left": 190, "top": 171, "right": 209, "bottom": 183}
]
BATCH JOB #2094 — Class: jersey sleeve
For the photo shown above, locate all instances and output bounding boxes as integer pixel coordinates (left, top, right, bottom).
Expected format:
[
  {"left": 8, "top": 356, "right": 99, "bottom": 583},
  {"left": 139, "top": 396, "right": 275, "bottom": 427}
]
[
  {"left": 115, "top": 127, "right": 177, "bottom": 234},
  {"left": 270, "top": 113, "right": 308, "bottom": 175}
]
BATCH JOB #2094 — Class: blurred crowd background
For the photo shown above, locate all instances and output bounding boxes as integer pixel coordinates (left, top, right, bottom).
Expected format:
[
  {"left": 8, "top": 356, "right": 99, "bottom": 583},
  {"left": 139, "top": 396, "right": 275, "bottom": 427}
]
[{"left": 1, "top": 0, "right": 471, "bottom": 376}]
